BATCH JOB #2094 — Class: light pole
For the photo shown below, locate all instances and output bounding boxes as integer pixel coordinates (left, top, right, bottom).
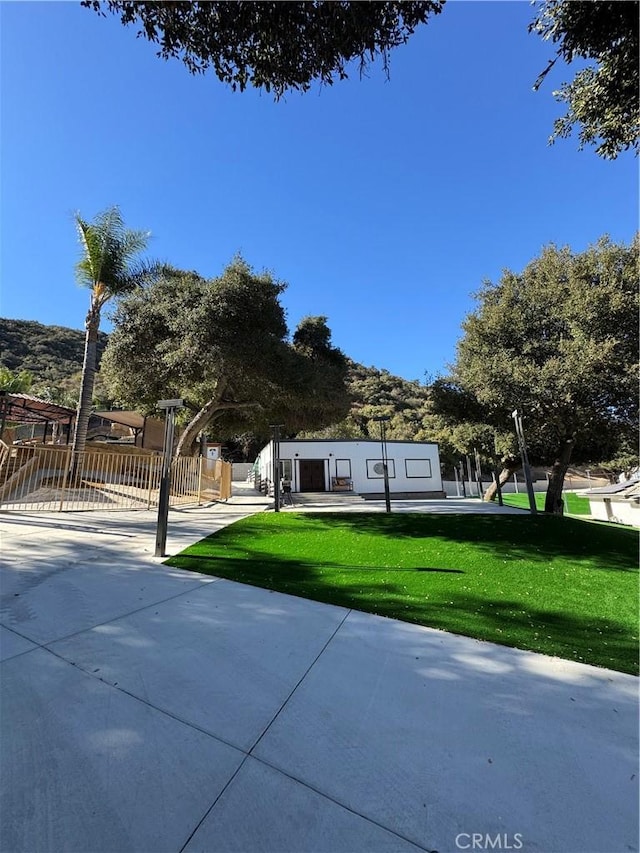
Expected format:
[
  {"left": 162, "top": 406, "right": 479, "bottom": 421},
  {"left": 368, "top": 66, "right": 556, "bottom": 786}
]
[
  {"left": 155, "top": 398, "right": 185, "bottom": 556},
  {"left": 493, "top": 433, "right": 504, "bottom": 507},
  {"left": 269, "top": 424, "right": 284, "bottom": 512},
  {"left": 512, "top": 409, "right": 537, "bottom": 514},
  {"left": 373, "top": 415, "right": 391, "bottom": 513}
]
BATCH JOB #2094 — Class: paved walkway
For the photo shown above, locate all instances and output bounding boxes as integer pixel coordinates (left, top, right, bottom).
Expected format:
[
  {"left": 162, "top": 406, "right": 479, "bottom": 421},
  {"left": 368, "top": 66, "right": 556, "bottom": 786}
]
[
  {"left": 280, "top": 491, "right": 528, "bottom": 514},
  {"left": 0, "top": 486, "right": 637, "bottom": 853}
]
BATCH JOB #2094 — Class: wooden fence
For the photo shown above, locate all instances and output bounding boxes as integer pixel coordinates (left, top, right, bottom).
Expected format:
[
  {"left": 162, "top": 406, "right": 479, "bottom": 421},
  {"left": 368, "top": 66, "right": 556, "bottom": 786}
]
[{"left": 0, "top": 443, "right": 232, "bottom": 512}]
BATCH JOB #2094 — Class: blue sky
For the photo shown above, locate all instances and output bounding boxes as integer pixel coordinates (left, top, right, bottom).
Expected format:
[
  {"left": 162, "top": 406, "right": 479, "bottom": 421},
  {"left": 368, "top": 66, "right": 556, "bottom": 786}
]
[{"left": 1, "top": 1, "right": 637, "bottom": 383}]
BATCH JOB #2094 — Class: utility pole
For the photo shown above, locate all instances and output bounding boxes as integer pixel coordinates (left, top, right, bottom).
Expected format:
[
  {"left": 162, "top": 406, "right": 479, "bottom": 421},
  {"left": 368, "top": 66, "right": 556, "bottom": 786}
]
[
  {"left": 155, "top": 399, "right": 185, "bottom": 556},
  {"left": 512, "top": 409, "right": 537, "bottom": 514},
  {"left": 493, "top": 434, "right": 504, "bottom": 507}
]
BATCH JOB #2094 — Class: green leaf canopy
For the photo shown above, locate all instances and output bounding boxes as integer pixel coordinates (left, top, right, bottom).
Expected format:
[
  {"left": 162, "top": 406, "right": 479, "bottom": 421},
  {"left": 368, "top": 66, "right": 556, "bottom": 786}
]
[
  {"left": 442, "top": 235, "right": 639, "bottom": 510},
  {"left": 101, "top": 258, "right": 350, "bottom": 454}
]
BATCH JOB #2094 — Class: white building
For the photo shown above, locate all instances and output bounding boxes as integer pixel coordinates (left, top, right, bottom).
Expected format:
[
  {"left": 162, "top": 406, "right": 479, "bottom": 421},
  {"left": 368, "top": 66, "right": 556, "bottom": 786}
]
[
  {"left": 578, "top": 478, "right": 640, "bottom": 527},
  {"left": 255, "top": 439, "right": 444, "bottom": 499}
]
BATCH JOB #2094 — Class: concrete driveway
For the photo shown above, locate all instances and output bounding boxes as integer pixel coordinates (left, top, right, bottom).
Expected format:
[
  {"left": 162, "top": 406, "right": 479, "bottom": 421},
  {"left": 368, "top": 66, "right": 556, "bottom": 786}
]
[{"left": 1, "top": 486, "right": 637, "bottom": 853}]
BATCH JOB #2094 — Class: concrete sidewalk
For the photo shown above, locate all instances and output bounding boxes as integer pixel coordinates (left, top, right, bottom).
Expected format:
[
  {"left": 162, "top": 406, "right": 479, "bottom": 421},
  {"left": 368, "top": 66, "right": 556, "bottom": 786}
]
[
  {"left": 281, "top": 491, "right": 528, "bottom": 514},
  {"left": 0, "top": 486, "right": 637, "bottom": 853}
]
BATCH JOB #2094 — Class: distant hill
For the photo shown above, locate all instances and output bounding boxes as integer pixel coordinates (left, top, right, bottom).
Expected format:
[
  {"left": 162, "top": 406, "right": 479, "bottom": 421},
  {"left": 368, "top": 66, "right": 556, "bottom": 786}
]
[
  {"left": 0, "top": 317, "right": 430, "bottom": 447},
  {"left": 0, "top": 318, "right": 108, "bottom": 388}
]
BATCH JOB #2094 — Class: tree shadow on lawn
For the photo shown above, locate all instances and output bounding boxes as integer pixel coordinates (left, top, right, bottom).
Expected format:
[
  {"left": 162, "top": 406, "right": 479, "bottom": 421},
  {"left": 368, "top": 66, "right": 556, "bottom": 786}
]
[
  {"left": 382, "top": 590, "right": 638, "bottom": 675},
  {"left": 287, "top": 512, "right": 638, "bottom": 572},
  {"left": 167, "top": 551, "right": 638, "bottom": 675},
  {"left": 171, "top": 554, "right": 464, "bottom": 575}
]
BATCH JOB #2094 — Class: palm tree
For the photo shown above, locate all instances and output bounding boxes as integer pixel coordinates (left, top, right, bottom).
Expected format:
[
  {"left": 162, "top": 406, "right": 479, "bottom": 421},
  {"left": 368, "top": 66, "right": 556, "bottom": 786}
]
[{"left": 71, "top": 206, "right": 152, "bottom": 465}]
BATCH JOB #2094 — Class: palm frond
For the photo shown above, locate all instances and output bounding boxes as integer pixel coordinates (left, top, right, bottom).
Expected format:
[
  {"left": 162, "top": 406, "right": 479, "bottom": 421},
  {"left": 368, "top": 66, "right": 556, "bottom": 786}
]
[
  {"left": 74, "top": 205, "right": 153, "bottom": 302},
  {"left": 75, "top": 216, "right": 106, "bottom": 287}
]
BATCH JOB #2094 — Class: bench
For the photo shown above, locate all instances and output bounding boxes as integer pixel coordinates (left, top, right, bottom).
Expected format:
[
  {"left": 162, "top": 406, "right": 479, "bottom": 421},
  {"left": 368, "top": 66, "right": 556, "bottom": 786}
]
[{"left": 331, "top": 477, "right": 353, "bottom": 492}]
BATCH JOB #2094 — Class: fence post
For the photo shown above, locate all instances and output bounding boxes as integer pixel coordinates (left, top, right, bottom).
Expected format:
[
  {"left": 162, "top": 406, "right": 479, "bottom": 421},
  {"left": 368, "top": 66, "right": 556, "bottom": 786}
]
[
  {"left": 58, "top": 448, "right": 72, "bottom": 512},
  {"left": 197, "top": 456, "right": 204, "bottom": 504},
  {"left": 147, "top": 458, "right": 156, "bottom": 510}
]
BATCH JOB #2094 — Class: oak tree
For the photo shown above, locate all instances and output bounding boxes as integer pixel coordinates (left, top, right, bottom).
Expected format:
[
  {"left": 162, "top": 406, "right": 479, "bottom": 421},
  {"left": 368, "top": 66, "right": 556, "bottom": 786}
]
[
  {"left": 100, "top": 258, "right": 350, "bottom": 455},
  {"left": 531, "top": 0, "right": 639, "bottom": 158},
  {"left": 83, "top": 1, "right": 638, "bottom": 156},
  {"left": 439, "top": 236, "right": 638, "bottom": 513},
  {"left": 81, "top": 1, "right": 444, "bottom": 97}
]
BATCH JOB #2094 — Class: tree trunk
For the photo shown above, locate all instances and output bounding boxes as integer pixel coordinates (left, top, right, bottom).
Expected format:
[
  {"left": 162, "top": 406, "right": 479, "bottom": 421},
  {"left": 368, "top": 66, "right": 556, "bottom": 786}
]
[
  {"left": 174, "top": 396, "right": 260, "bottom": 457},
  {"left": 544, "top": 438, "right": 575, "bottom": 514},
  {"left": 175, "top": 397, "right": 223, "bottom": 457},
  {"left": 482, "top": 458, "right": 520, "bottom": 502},
  {"left": 71, "top": 307, "right": 100, "bottom": 467}
]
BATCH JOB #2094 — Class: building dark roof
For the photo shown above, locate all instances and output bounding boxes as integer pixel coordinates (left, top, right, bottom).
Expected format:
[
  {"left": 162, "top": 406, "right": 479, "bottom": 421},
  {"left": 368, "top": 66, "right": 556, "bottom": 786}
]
[
  {"left": 582, "top": 477, "right": 640, "bottom": 497},
  {"left": 0, "top": 392, "right": 75, "bottom": 425}
]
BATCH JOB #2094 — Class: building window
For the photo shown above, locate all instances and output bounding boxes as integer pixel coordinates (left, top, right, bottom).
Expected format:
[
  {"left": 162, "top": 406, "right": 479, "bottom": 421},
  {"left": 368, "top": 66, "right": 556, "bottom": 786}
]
[
  {"left": 335, "top": 458, "right": 352, "bottom": 478},
  {"left": 366, "top": 458, "right": 396, "bottom": 479},
  {"left": 405, "top": 459, "right": 432, "bottom": 478},
  {"left": 279, "top": 459, "right": 292, "bottom": 480}
]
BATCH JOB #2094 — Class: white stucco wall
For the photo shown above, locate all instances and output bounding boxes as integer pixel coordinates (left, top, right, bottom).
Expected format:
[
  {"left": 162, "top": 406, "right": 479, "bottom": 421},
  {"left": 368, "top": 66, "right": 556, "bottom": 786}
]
[
  {"left": 588, "top": 497, "right": 639, "bottom": 526},
  {"left": 256, "top": 439, "right": 443, "bottom": 495}
]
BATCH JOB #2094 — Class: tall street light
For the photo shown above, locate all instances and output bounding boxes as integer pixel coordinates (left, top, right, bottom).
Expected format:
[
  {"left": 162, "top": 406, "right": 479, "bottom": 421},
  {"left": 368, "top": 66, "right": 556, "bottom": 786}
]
[
  {"left": 512, "top": 409, "right": 537, "bottom": 514},
  {"left": 493, "top": 433, "right": 504, "bottom": 507},
  {"left": 372, "top": 415, "right": 391, "bottom": 513},
  {"left": 269, "top": 424, "right": 284, "bottom": 512}
]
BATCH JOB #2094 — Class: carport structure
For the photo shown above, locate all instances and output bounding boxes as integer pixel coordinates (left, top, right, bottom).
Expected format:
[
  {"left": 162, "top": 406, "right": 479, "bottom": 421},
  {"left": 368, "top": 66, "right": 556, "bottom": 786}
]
[
  {"left": 0, "top": 392, "right": 75, "bottom": 445},
  {"left": 92, "top": 410, "right": 165, "bottom": 451},
  {"left": 0, "top": 395, "right": 165, "bottom": 452}
]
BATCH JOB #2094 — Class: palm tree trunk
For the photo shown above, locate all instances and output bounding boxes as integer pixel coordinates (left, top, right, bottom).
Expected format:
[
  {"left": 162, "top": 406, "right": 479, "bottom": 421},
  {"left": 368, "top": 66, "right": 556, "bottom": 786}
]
[{"left": 71, "top": 306, "right": 100, "bottom": 473}]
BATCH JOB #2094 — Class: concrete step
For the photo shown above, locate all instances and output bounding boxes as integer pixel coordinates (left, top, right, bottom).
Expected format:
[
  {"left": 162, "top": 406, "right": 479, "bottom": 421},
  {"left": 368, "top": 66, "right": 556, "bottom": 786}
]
[{"left": 283, "top": 491, "right": 366, "bottom": 508}]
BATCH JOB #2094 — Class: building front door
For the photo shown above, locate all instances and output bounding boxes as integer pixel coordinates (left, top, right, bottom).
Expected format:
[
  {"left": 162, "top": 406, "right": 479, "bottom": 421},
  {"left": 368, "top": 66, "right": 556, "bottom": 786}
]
[{"left": 298, "top": 459, "right": 326, "bottom": 492}]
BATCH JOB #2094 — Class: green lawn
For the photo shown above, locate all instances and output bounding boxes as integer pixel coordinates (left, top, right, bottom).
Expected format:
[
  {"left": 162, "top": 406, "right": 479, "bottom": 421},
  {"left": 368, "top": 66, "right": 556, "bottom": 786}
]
[
  {"left": 501, "top": 492, "right": 590, "bottom": 515},
  {"left": 166, "top": 512, "right": 639, "bottom": 675}
]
